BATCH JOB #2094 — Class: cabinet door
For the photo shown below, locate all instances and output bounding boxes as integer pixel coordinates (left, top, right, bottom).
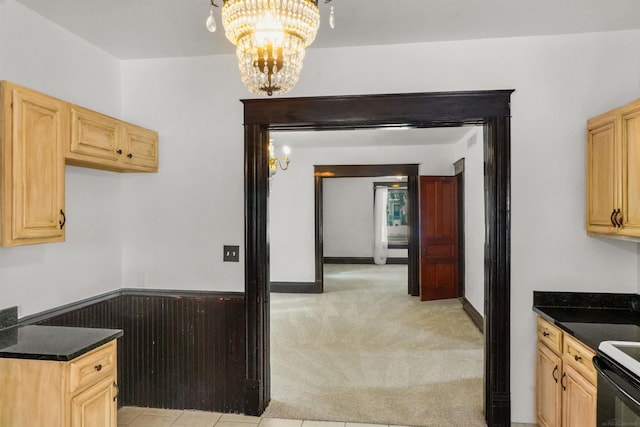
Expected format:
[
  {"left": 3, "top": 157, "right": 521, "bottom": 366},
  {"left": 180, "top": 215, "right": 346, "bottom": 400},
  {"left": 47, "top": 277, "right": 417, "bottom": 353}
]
[
  {"left": 70, "top": 375, "right": 117, "bottom": 427},
  {"left": 536, "top": 343, "right": 562, "bottom": 427},
  {"left": 1, "top": 83, "right": 66, "bottom": 246},
  {"left": 562, "top": 363, "right": 597, "bottom": 427},
  {"left": 122, "top": 122, "right": 158, "bottom": 172},
  {"left": 586, "top": 112, "right": 619, "bottom": 235},
  {"left": 621, "top": 103, "right": 640, "bottom": 236},
  {"left": 68, "top": 106, "right": 122, "bottom": 167}
]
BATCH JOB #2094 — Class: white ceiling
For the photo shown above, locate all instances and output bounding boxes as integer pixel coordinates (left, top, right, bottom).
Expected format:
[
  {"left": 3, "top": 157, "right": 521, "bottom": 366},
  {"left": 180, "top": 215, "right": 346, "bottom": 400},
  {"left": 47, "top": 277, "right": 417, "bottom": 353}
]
[
  {"left": 272, "top": 126, "right": 476, "bottom": 149},
  {"left": 13, "top": 1, "right": 637, "bottom": 146},
  {"left": 15, "top": 0, "right": 640, "bottom": 60}
]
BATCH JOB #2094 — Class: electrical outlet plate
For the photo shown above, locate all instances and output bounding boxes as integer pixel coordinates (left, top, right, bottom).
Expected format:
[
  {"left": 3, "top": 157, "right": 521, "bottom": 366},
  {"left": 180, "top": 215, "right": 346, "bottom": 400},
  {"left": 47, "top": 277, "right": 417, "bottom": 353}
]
[{"left": 223, "top": 245, "right": 240, "bottom": 262}]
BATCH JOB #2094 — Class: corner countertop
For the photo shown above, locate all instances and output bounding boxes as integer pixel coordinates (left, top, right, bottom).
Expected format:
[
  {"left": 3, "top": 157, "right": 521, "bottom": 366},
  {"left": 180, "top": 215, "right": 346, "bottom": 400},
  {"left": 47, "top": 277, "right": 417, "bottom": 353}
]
[
  {"left": 533, "top": 291, "right": 640, "bottom": 351},
  {"left": 0, "top": 325, "right": 123, "bottom": 361}
]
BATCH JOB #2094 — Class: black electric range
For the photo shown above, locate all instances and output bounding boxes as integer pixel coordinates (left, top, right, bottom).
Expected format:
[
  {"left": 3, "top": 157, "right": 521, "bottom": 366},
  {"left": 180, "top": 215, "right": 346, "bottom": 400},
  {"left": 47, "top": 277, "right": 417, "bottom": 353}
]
[{"left": 595, "top": 341, "right": 640, "bottom": 427}]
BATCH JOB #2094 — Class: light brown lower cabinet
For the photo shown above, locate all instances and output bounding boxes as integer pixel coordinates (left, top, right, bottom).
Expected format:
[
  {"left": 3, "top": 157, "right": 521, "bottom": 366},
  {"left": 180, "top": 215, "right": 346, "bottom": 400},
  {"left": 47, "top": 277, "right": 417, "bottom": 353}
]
[
  {"left": 0, "top": 340, "right": 118, "bottom": 427},
  {"left": 562, "top": 362, "right": 597, "bottom": 427},
  {"left": 535, "top": 317, "right": 597, "bottom": 427},
  {"left": 536, "top": 342, "right": 562, "bottom": 427}
]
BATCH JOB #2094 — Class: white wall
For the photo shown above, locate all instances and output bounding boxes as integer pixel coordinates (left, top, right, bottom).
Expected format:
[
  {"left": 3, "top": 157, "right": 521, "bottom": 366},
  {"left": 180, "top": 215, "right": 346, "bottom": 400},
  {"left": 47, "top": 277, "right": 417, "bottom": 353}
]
[
  {"left": 324, "top": 178, "right": 376, "bottom": 259},
  {"left": 0, "top": 0, "right": 124, "bottom": 317},
  {"left": 120, "top": 55, "right": 246, "bottom": 291},
  {"left": 453, "top": 127, "right": 486, "bottom": 316},
  {"left": 323, "top": 177, "right": 408, "bottom": 259},
  {"left": 119, "top": 30, "right": 640, "bottom": 422}
]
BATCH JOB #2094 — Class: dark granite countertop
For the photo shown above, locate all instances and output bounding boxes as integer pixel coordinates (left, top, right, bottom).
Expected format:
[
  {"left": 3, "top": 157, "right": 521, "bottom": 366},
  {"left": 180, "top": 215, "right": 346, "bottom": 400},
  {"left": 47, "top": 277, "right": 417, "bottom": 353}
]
[
  {"left": 0, "top": 325, "right": 123, "bottom": 361},
  {"left": 533, "top": 291, "right": 640, "bottom": 351}
]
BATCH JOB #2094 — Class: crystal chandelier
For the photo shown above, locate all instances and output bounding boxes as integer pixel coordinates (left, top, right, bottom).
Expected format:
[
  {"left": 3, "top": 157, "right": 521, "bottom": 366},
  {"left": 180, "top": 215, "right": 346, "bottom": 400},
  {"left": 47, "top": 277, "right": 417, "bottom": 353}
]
[{"left": 207, "top": 0, "right": 333, "bottom": 96}]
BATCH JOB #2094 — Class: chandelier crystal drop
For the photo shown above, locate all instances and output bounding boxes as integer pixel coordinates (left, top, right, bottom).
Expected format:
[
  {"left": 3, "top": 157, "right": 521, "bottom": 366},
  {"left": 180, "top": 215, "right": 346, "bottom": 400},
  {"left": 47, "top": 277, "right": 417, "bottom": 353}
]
[{"left": 221, "top": 0, "right": 320, "bottom": 96}]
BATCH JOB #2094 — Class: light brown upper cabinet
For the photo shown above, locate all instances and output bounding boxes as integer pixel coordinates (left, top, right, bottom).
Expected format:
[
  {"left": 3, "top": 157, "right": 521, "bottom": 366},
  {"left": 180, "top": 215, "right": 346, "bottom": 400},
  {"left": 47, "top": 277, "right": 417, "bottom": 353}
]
[
  {"left": 0, "top": 80, "right": 158, "bottom": 247},
  {"left": 68, "top": 105, "right": 158, "bottom": 172},
  {"left": 0, "top": 81, "right": 67, "bottom": 246},
  {"left": 587, "top": 99, "right": 640, "bottom": 238}
]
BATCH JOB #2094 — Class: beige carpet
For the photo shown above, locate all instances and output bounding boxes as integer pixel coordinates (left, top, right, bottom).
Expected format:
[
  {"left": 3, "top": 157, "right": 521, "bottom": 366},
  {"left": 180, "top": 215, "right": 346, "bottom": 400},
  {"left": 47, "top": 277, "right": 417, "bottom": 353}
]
[{"left": 264, "top": 264, "right": 486, "bottom": 427}]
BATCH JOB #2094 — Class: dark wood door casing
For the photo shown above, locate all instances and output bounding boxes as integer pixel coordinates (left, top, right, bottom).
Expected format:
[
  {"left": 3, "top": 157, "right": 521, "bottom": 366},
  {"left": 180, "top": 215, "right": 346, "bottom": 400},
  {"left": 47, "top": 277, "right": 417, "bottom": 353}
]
[
  {"left": 243, "top": 90, "right": 514, "bottom": 426},
  {"left": 314, "top": 163, "right": 419, "bottom": 296},
  {"left": 454, "top": 158, "right": 466, "bottom": 299},
  {"left": 419, "top": 176, "right": 460, "bottom": 301}
]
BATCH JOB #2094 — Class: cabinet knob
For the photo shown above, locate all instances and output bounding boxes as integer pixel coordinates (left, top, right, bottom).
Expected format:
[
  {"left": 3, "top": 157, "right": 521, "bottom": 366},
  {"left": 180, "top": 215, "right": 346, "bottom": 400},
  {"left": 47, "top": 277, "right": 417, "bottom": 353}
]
[
  {"left": 113, "top": 382, "right": 119, "bottom": 402},
  {"left": 127, "top": 153, "right": 133, "bottom": 158},
  {"left": 116, "top": 149, "right": 123, "bottom": 155},
  {"left": 552, "top": 365, "right": 558, "bottom": 383},
  {"left": 561, "top": 372, "right": 567, "bottom": 391},
  {"left": 94, "top": 364, "right": 102, "bottom": 372},
  {"left": 611, "top": 209, "right": 617, "bottom": 227},
  {"left": 542, "top": 331, "right": 550, "bottom": 337},
  {"left": 59, "top": 209, "right": 66, "bottom": 229},
  {"left": 574, "top": 354, "right": 582, "bottom": 362}
]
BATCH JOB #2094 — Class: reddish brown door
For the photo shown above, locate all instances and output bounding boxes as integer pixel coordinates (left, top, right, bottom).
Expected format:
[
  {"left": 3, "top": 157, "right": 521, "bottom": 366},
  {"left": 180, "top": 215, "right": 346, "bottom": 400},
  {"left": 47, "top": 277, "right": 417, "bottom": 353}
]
[{"left": 419, "top": 176, "right": 459, "bottom": 301}]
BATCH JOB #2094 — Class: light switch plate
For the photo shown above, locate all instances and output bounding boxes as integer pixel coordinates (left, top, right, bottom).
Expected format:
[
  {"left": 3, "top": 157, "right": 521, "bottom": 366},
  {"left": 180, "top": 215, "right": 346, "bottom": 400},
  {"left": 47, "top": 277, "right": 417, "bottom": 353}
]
[{"left": 223, "top": 245, "right": 240, "bottom": 262}]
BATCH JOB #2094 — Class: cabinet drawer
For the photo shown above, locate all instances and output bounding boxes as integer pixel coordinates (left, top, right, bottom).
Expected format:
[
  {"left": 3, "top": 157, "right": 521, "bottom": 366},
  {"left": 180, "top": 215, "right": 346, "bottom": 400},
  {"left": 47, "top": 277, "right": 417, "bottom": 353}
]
[
  {"left": 537, "top": 317, "right": 563, "bottom": 354},
  {"left": 563, "top": 334, "right": 596, "bottom": 385},
  {"left": 69, "top": 341, "right": 116, "bottom": 394}
]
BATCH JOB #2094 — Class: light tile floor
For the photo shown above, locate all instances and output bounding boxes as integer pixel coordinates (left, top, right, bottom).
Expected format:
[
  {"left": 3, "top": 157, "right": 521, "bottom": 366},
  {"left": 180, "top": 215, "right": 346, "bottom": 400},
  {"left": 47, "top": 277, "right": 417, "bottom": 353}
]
[{"left": 118, "top": 407, "right": 411, "bottom": 427}]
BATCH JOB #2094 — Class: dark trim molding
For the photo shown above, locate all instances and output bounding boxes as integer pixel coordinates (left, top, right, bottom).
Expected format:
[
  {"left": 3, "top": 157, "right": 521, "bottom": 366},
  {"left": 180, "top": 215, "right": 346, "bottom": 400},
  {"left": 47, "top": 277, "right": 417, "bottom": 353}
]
[
  {"left": 20, "top": 288, "right": 245, "bottom": 326},
  {"left": 244, "top": 124, "right": 270, "bottom": 414},
  {"left": 453, "top": 158, "right": 465, "bottom": 175},
  {"left": 407, "top": 174, "right": 420, "bottom": 296},
  {"left": 242, "top": 92, "right": 510, "bottom": 128},
  {"left": 270, "top": 282, "right": 322, "bottom": 293},
  {"left": 454, "top": 158, "right": 466, "bottom": 299},
  {"left": 315, "top": 175, "right": 324, "bottom": 293},
  {"left": 20, "top": 289, "right": 122, "bottom": 325},
  {"left": 462, "top": 297, "right": 484, "bottom": 333},
  {"left": 243, "top": 90, "right": 513, "bottom": 425},
  {"left": 315, "top": 164, "right": 419, "bottom": 178},
  {"left": 373, "top": 181, "right": 408, "bottom": 189},
  {"left": 388, "top": 243, "right": 408, "bottom": 250},
  {"left": 323, "top": 257, "right": 408, "bottom": 265},
  {"left": 484, "top": 116, "right": 512, "bottom": 426}
]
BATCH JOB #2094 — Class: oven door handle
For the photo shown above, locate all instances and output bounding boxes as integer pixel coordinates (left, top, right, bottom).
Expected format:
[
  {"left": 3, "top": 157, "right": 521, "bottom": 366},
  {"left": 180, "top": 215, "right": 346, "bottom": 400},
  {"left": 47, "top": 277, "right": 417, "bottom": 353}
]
[{"left": 594, "top": 356, "right": 640, "bottom": 408}]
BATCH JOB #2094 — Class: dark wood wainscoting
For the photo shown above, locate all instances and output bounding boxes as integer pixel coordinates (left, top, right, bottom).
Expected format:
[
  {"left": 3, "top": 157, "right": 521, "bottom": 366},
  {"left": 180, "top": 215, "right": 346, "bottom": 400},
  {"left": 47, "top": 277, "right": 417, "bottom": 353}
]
[{"left": 25, "top": 290, "right": 245, "bottom": 413}]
